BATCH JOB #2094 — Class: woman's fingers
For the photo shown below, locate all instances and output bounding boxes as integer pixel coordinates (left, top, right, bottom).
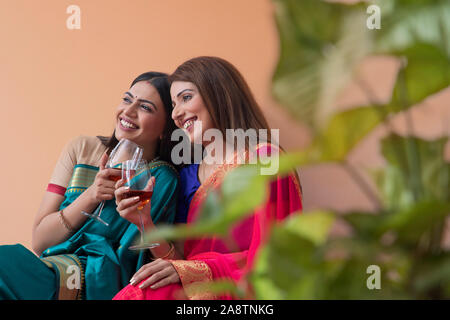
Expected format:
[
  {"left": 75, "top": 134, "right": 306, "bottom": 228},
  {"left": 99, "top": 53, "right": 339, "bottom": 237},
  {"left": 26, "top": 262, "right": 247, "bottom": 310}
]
[
  {"left": 130, "top": 259, "right": 164, "bottom": 285},
  {"left": 98, "top": 192, "right": 115, "bottom": 201},
  {"left": 115, "top": 178, "right": 126, "bottom": 190},
  {"left": 116, "top": 196, "right": 141, "bottom": 212},
  {"left": 129, "top": 259, "right": 180, "bottom": 290},
  {"left": 99, "top": 152, "right": 109, "bottom": 170},
  {"left": 114, "top": 184, "right": 129, "bottom": 203},
  {"left": 145, "top": 176, "right": 156, "bottom": 192},
  {"left": 149, "top": 273, "right": 179, "bottom": 290},
  {"left": 98, "top": 168, "right": 121, "bottom": 182},
  {"left": 138, "top": 268, "right": 173, "bottom": 289}
]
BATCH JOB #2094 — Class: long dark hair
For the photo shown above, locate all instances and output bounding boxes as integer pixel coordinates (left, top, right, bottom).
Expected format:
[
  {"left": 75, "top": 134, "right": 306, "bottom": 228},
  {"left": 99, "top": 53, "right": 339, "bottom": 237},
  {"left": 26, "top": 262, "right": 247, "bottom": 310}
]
[{"left": 99, "top": 72, "right": 177, "bottom": 163}]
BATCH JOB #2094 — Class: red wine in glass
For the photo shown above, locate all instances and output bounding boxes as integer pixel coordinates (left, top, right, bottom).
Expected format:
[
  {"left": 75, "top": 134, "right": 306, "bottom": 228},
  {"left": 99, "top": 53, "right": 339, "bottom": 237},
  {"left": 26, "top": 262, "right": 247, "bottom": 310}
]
[
  {"left": 108, "top": 168, "right": 123, "bottom": 182},
  {"left": 125, "top": 190, "right": 153, "bottom": 209}
]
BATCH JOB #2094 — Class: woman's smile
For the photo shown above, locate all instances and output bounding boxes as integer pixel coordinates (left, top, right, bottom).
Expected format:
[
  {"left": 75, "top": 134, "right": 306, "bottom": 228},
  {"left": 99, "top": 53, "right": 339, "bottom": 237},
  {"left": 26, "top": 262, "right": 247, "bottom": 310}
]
[
  {"left": 118, "top": 116, "right": 139, "bottom": 131},
  {"left": 182, "top": 116, "right": 198, "bottom": 132}
]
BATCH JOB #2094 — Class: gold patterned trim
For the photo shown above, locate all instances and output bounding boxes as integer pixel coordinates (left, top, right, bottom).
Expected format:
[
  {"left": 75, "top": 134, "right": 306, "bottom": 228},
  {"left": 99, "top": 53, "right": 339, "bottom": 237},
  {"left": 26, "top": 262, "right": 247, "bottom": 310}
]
[
  {"left": 40, "top": 254, "right": 84, "bottom": 300},
  {"left": 67, "top": 166, "right": 98, "bottom": 192},
  {"left": 170, "top": 260, "right": 216, "bottom": 300}
]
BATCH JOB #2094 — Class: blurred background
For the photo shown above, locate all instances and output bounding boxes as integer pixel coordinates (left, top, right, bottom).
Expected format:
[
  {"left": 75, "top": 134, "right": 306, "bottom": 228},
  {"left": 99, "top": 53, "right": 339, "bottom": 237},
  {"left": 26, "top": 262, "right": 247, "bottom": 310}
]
[{"left": 0, "top": 0, "right": 448, "bottom": 262}]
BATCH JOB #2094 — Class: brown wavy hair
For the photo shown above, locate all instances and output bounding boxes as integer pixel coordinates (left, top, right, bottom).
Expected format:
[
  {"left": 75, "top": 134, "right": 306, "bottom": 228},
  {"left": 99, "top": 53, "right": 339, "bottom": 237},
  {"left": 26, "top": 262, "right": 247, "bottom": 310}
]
[{"left": 168, "top": 56, "right": 273, "bottom": 146}]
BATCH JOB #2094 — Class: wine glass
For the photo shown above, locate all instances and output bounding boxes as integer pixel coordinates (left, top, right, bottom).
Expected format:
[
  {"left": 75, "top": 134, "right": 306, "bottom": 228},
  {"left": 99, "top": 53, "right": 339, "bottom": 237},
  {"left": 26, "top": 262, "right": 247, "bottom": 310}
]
[
  {"left": 122, "top": 159, "right": 160, "bottom": 251},
  {"left": 81, "top": 138, "right": 143, "bottom": 226}
]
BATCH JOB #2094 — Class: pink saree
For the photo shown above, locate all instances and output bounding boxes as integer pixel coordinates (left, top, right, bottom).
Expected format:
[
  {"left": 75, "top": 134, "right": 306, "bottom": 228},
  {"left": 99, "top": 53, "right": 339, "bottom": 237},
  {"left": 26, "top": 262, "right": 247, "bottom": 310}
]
[{"left": 113, "top": 144, "right": 302, "bottom": 300}]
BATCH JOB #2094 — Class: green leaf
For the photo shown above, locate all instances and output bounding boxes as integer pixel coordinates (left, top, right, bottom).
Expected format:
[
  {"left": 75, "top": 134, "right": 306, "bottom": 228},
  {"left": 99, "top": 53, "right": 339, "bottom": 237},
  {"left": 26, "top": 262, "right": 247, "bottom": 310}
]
[
  {"left": 254, "top": 227, "right": 319, "bottom": 299},
  {"left": 272, "top": 0, "right": 372, "bottom": 128},
  {"left": 342, "top": 212, "right": 381, "bottom": 239},
  {"left": 378, "top": 201, "right": 450, "bottom": 243},
  {"left": 309, "top": 106, "right": 387, "bottom": 162},
  {"left": 377, "top": 134, "right": 450, "bottom": 209},
  {"left": 251, "top": 211, "right": 335, "bottom": 299},
  {"left": 375, "top": 1, "right": 450, "bottom": 111},
  {"left": 284, "top": 211, "right": 335, "bottom": 246},
  {"left": 220, "top": 165, "right": 268, "bottom": 222},
  {"left": 412, "top": 254, "right": 450, "bottom": 296},
  {"left": 376, "top": 0, "right": 450, "bottom": 56},
  {"left": 387, "top": 43, "right": 450, "bottom": 112},
  {"left": 272, "top": 0, "right": 450, "bottom": 131}
]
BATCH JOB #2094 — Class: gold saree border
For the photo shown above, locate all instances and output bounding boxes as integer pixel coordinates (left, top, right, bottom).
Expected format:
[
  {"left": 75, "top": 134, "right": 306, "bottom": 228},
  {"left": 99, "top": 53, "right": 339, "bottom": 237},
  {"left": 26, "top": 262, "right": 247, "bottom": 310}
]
[
  {"left": 40, "top": 254, "right": 84, "bottom": 300},
  {"left": 170, "top": 260, "right": 216, "bottom": 300}
]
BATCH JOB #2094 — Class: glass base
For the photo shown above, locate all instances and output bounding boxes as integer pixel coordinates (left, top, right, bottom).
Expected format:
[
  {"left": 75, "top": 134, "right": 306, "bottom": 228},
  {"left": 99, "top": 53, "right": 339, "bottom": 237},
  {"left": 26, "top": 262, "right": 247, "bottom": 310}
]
[
  {"left": 81, "top": 211, "right": 109, "bottom": 226},
  {"left": 129, "top": 243, "right": 160, "bottom": 251}
]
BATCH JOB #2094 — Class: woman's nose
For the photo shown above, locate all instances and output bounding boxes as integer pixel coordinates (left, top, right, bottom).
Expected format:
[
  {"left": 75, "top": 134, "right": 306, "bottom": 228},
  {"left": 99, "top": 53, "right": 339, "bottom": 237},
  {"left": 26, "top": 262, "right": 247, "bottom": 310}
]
[
  {"left": 123, "top": 101, "right": 138, "bottom": 117},
  {"left": 171, "top": 105, "right": 184, "bottom": 122}
]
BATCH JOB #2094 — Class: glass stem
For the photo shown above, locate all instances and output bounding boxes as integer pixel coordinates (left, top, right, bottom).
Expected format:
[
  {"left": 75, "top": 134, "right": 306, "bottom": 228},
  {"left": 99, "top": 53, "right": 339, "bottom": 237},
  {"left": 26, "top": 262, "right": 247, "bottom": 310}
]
[
  {"left": 138, "top": 210, "right": 145, "bottom": 244},
  {"left": 95, "top": 201, "right": 106, "bottom": 217}
]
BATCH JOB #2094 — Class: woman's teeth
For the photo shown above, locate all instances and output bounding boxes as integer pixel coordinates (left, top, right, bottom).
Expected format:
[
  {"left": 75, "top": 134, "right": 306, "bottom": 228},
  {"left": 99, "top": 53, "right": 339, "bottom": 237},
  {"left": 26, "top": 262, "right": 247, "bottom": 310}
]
[
  {"left": 183, "top": 119, "right": 195, "bottom": 130},
  {"left": 120, "top": 119, "right": 138, "bottom": 129}
]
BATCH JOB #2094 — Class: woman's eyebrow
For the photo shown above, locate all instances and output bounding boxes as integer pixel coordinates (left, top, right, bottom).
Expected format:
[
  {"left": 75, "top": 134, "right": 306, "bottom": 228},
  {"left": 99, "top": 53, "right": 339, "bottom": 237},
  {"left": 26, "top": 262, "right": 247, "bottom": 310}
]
[
  {"left": 140, "top": 99, "right": 157, "bottom": 110},
  {"left": 124, "top": 92, "right": 157, "bottom": 110},
  {"left": 176, "top": 89, "right": 194, "bottom": 98}
]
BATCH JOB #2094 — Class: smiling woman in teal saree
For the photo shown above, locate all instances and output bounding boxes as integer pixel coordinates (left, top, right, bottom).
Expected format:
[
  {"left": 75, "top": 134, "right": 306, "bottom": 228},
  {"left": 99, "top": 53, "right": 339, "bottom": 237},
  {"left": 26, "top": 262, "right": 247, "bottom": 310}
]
[
  {"left": 0, "top": 72, "right": 179, "bottom": 300},
  {"left": 0, "top": 157, "right": 178, "bottom": 300}
]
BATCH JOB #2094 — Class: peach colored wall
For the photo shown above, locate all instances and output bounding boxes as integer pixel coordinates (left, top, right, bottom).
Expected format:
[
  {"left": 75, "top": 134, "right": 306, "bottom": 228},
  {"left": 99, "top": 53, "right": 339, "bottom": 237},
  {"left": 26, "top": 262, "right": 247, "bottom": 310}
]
[{"left": 0, "top": 0, "right": 448, "bottom": 250}]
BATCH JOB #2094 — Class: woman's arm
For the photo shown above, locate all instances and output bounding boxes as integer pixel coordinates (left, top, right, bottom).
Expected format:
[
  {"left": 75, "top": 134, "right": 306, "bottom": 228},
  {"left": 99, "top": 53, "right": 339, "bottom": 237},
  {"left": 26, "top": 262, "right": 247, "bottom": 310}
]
[
  {"left": 32, "top": 152, "right": 119, "bottom": 256},
  {"left": 31, "top": 188, "right": 99, "bottom": 256}
]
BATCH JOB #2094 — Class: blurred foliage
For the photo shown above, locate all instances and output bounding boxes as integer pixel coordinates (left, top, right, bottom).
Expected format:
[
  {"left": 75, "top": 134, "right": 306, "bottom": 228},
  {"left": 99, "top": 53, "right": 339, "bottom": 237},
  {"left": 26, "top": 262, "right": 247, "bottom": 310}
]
[{"left": 142, "top": 0, "right": 450, "bottom": 299}]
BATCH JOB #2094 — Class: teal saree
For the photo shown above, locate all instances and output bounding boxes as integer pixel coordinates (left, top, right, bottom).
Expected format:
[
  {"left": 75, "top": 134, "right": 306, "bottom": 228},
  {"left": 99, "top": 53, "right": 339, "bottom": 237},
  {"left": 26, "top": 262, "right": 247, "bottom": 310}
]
[{"left": 0, "top": 160, "right": 179, "bottom": 300}]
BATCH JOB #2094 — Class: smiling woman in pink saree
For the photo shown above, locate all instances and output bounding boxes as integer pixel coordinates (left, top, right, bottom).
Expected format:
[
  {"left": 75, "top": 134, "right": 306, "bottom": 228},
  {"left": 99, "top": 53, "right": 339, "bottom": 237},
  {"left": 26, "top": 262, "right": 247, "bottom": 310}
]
[{"left": 113, "top": 57, "right": 302, "bottom": 300}]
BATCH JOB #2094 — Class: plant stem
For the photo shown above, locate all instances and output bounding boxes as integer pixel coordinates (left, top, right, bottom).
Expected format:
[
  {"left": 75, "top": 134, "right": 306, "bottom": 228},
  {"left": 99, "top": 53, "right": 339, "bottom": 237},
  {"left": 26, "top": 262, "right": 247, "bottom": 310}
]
[
  {"left": 397, "top": 65, "right": 424, "bottom": 201},
  {"left": 342, "top": 161, "right": 383, "bottom": 211},
  {"left": 356, "top": 75, "right": 395, "bottom": 133}
]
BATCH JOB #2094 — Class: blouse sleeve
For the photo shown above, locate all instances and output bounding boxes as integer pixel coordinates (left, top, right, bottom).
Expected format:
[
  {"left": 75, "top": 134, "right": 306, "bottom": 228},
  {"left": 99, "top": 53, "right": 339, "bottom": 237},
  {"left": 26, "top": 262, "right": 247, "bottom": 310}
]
[
  {"left": 47, "top": 136, "right": 107, "bottom": 196},
  {"left": 46, "top": 137, "right": 81, "bottom": 196}
]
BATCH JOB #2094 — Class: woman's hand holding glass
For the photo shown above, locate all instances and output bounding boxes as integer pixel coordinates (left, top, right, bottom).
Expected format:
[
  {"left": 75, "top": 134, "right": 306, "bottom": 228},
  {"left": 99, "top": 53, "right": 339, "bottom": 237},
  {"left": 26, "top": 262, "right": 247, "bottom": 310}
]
[
  {"left": 115, "top": 159, "right": 159, "bottom": 250},
  {"left": 87, "top": 153, "right": 122, "bottom": 204},
  {"left": 114, "top": 174, "right": 156, "bottom": 229}
]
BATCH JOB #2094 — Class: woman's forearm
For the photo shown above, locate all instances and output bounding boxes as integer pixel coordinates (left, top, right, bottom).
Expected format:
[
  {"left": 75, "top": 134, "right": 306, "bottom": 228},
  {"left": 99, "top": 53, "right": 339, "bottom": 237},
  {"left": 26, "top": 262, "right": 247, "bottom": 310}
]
[
  {"left": 149, "top": 239, "right": 184, "bottom": 260},
  {"left": 32, "top": 187, "right": 100, "bottom": 256},
  {"left": 144, "top": 222, "right": 184, "bottom": 260}
]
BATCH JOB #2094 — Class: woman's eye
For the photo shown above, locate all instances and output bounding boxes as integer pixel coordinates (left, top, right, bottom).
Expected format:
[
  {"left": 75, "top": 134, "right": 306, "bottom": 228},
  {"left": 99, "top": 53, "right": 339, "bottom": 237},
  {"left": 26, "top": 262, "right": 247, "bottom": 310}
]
[
  {"left": 140, "top": 104, "right": 153, "bottom": 112},
  {"left": 182, "top": 95, "right": 192, "bottom": 102},
  {"left": 123, "top": 97, "right": 132, "bottom": 104}
]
